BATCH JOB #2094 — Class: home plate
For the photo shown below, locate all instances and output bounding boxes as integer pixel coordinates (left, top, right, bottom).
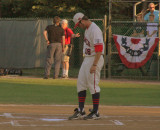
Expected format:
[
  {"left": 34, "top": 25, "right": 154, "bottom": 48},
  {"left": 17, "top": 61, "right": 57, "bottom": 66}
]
[{"left": 41, "top": 118, "right": 67, "bottom": 122}]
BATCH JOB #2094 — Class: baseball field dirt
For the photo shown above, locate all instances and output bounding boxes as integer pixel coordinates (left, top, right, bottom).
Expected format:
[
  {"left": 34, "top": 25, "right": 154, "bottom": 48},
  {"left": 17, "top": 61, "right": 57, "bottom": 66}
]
[{"left": 0, "top": 105, "right": 160, "bottom": 130}]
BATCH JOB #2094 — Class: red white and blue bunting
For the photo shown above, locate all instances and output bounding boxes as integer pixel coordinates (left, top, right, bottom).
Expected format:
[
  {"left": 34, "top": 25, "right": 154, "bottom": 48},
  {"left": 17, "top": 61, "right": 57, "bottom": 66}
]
[{"left": 113, "top": 34, "right": 159, "bottom": 68}]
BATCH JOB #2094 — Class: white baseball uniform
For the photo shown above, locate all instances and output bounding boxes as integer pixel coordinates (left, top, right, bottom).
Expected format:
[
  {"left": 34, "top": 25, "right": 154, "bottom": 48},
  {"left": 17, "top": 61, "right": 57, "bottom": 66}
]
[{"left": 77, "top": 22, "right": 104, "bottom": 94}]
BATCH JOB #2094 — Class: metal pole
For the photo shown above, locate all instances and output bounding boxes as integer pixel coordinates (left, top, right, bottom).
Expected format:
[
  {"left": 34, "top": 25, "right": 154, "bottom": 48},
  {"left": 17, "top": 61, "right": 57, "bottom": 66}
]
[
  {"left": 158, "top": 0, "right": 160, "bottom": 80},
  {"left": 133, "top": 0, "right": 146, "bottom": 21},
  {"left": 103, "top": 15, "right": 107, "bottom": 79},
  {"left": 108, "top": 0, "right": 112, "bottom": 78},
  {"left": 133, "top": 4, "right": 137, "bottom": 21},
  {"left": 0, "top": 0, "right": 1, "bottom": 17}
]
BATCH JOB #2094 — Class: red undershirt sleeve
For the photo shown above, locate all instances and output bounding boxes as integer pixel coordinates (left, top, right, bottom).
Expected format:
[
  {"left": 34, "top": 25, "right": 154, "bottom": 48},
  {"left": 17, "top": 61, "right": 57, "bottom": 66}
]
[{"left": 94, "top": 44, "right": 103, "bottom": 52}]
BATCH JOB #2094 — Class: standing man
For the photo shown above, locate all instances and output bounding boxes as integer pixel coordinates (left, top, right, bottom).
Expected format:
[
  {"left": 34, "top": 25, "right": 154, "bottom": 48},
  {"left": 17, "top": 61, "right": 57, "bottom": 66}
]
[
  {"left": 146, "top": 14, "right": 158, "bottom": 37},
  {"left": 144, "top": 3, "right": 159, "bottom": 22},
  {"left": 61, "top": 19, "right": 80, "bottom": 78},
  {"left": 68, "top": 13, "right": 104, "bottom": 120},
  {"left": 43, "top": 16, "right": 65, "bottom": 79}
]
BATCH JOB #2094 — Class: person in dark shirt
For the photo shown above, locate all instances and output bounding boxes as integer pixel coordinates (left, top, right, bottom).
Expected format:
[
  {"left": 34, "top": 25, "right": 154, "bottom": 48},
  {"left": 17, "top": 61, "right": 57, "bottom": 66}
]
[{"left": 43, "top": 16, "right": 65, "bottom": 79}]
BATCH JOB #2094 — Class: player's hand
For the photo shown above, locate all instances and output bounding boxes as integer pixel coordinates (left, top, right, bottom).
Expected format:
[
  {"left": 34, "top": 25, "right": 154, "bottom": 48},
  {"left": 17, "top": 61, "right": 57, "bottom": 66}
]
[
  {"left": 75, "top": 33, "right": 80, "bottom": 37},
  {"left": 90, "top": 65, "right": 96, "bottom": 73},
  {"left": 46, "top": 40, "right": 50, "bottom": 45}
]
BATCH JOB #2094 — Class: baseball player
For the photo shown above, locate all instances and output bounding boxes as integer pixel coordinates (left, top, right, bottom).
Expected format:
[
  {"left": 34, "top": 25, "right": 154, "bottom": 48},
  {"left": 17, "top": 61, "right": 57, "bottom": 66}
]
[
  {"left": 68, "top": 13, "right": 104, "bottom": 120},
  {"left": 61, "top": 19, "right": 80, "bottom": 78}
]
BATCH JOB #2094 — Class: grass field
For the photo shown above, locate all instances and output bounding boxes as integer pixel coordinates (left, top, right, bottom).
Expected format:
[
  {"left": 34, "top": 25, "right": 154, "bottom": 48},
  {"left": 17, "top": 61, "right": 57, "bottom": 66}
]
[{"left": 0, "top": 76, "right": 160, "bottom": 106}]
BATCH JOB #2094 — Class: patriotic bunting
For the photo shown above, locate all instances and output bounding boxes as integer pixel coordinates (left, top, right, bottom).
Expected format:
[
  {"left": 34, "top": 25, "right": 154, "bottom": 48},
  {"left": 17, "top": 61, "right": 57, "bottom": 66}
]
[{"left": 113, "top": 34, "right": 159, "bottom": 68}]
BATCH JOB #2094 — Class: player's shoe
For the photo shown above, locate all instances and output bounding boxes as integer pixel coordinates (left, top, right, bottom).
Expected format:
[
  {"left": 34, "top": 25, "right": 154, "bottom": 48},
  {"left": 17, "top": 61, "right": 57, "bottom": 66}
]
[
  {"left": 43, "top": 75, "right": 49, "bottom": 79},
  {"left": 62, "top": 75, "right": 69, "bottom": 79},
  {"left": 68, "top": 108, "right": 86, "bottom": 120},
  {"left": 83, "top": 109, "right": 100, "bottom": 120}
]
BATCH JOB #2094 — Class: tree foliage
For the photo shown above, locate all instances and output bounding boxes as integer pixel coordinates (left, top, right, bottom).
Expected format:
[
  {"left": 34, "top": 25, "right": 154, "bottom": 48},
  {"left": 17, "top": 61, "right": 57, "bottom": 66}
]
[
  {"left": 1, "top": 0, "right": 152, "bottom": 20},
  {"left": 0, "top": 0, "right": 107, "bottom": 18}
]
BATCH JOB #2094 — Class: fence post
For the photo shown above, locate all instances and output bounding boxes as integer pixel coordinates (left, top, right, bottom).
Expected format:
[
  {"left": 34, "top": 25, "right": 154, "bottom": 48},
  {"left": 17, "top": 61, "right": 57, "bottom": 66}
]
[
  {"left": 108, "top": 0, "right": 112, "bottom": 78},
  {"left": 158, "top": 0, "right": 160, "bottom": 80},
  {"left": 103, "top": 15, "right": 107, "bottom": 79}
]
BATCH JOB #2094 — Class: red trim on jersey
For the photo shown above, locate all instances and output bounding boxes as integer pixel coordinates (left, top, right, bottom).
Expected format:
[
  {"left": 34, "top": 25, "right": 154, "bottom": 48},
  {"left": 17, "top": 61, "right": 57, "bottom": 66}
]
[
  {"left": 74, "top": 22, "right": 80, "bottom": 28},
  {"left": 95, "top": 44, "right": 103, "bottom": 52}
]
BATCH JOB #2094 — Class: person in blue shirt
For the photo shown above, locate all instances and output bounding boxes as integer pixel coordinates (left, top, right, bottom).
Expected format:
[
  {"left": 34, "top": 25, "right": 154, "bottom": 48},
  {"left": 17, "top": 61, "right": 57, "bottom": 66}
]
[{"left": 144, "top": 3, "right": 159, "bottom": 22}]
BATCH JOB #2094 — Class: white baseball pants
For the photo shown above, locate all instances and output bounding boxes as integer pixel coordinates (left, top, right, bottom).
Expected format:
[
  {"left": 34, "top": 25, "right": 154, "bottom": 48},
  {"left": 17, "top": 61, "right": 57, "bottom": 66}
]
[{"left": 77, "top": 55, "right": 104, "bottom": 94}]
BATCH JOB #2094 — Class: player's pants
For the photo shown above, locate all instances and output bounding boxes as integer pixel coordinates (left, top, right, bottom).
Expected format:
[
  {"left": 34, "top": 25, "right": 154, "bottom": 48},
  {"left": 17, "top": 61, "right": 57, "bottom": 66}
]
[
  {"left": 62, "top": 45, "right": 70, "bottom": 62},
  {"left": 77, "top": 55, "right": 104, "bottom": 94},
  {"left": 44, "top": 43, "right": 62, "bottom": 78}
]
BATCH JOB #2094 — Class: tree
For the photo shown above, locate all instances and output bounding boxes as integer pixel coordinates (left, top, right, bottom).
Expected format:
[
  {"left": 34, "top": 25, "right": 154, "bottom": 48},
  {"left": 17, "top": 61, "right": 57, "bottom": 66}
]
[
  {"left": 0, "top": 0, "right": 135, "bottom": 19},
  {"left": 0, "top": 0, "right": 1, "bottom": 17}
]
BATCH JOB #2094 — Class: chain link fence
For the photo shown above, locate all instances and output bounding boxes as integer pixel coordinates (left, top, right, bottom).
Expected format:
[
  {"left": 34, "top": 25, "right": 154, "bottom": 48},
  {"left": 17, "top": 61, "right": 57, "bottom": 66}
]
[
  {"left": 110, "top": 21, "right": 159, "bottom": 80},
  {"left": 108, "top": 0, "right": 160, "bottom": 80},
  {"left": 1, "top": 16, "right": 159, "bottom": 80},
  {"left": 0, "top": 18, "right": 105, "bottom": 78}
]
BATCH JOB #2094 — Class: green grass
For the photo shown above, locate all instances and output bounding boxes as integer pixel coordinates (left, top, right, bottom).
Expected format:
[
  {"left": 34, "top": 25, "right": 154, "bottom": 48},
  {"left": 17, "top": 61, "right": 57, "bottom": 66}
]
[
  {"left": 22, "top": 67, "right": 80, "bottom": 78},
  {"left": 0, "top": 78, "right": 160, "bottom": 106}
]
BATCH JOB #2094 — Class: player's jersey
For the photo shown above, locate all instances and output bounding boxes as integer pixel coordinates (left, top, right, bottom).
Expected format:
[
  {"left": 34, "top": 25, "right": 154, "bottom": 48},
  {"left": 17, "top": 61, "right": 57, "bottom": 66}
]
[{"left": 83, "top": 22, "right": 104, "bottom": 56}]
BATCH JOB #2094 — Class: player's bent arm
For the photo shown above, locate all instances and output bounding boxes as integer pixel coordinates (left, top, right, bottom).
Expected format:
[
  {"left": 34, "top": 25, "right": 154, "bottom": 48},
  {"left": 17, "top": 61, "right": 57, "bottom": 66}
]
[
  {"left": 93, "top": 52, "right": 102, "bottom": 66},
  {"left": 43, "top": 30, "right": 48, "bottom": 41},
  {"left": 93, "top": 44, "right": 103, "bottom": 66},
  {"left": 90, "top": 44, "right": 103, "bottom": 73},
  {"left": 71, "top": 33, "right": 80, "bottom": 38},
  {"left": 90, "top": 51, "right": 102, "bottom": 74},
  {"left": 43, "top": 30, "right": 50, "bottom": 45}
]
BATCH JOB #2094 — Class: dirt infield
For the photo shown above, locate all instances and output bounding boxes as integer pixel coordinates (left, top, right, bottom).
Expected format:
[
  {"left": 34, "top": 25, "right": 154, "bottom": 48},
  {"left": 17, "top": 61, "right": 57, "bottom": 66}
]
[{"left": 0, "top": 105, "right": 160, "bottom": 130}]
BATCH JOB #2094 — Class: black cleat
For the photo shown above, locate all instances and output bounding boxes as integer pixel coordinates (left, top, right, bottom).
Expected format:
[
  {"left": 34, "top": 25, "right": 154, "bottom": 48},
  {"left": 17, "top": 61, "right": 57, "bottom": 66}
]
[
  {"left": 43, "top": 75, "right": 49, "bottom": 79},
  {"left": 83, "top": 109, "right": 100, "bottom": 120},
  {"left": 68, "top": 108, "right": 86, "bottom": 120}
]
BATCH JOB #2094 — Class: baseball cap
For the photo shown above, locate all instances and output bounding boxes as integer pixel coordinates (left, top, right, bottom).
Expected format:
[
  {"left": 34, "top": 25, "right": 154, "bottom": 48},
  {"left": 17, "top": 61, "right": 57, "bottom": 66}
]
[{"left": 73, "top": 12, "right": 84, "bottom": 28}]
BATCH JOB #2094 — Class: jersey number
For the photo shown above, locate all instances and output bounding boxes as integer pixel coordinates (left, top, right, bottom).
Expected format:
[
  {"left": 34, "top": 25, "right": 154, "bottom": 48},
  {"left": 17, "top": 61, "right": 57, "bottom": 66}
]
[{"left": 85, "top": 48, "right": 91, "bottom": 55}]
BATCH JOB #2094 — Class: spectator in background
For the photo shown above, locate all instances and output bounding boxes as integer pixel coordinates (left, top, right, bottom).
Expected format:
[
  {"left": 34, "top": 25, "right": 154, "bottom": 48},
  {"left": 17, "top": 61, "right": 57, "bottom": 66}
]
[
  {"left": 144, "top": 3, "right": 159, "bottom": 22},
  {"left": 43, "top": 16, "right": 65, "bottom": 79},
  {"left": 146, "top": 14, "right": 158, "bottom": 37},
  {"left": 61, "top": 19, "right": 80, "bottom": 78},
  {"left": 131, "top": 14, "right": 145, "bottom": 37}
]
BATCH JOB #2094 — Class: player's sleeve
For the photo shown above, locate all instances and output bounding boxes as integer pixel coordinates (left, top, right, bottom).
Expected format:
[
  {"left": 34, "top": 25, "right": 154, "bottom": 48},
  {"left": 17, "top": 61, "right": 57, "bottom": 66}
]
[
  {"left": 92, "top": 28, "right": 104, "bottom": 52},
  {"left": 95, "top": 45, "right": 103, "bottom": 52},
  {"left": 67, "top": 28, "right": 74, "bottom": 37}
]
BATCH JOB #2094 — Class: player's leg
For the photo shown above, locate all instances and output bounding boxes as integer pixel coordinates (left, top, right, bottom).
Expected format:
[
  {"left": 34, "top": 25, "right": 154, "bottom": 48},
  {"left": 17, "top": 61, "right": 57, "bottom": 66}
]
[
  {"left": 54, "top": 43, "right": 62, "bottom": 78},
  {"left": 84, "top": 56, "right": 104, "bottom": 120},
  {"left": 62, "top": 61, "right": 66, "bottom": 78},
  {"left": 65, "top": 61, "right": 69, "bottom": 77},
  {"left": 44, "top": 44, "right": 56, "bottom": 79},
  {"left": 62, "top": 46, "right": 69, "bottom": 78},
  {"left": 61, "top": 52, "right": 65, "bottom": 77},
  {"left": 68, "top": 60, "right": 87, "bottom": 120},
  {"left": 77, "top": 58, "right": 89, "bottom": 111}
]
